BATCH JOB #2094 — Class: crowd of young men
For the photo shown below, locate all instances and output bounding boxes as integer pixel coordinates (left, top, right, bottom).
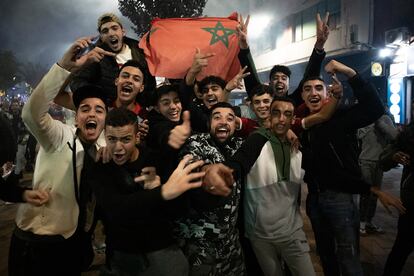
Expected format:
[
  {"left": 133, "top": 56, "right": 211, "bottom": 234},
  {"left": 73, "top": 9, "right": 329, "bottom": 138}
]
[{"left": 0, "top": 10, "right": 409, "bottom": 276}]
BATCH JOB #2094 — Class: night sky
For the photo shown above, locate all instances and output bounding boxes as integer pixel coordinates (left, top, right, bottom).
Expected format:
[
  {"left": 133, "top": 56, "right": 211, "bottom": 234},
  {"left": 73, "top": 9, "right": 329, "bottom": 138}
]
[{"left": 0, "top": 0, "right": 242, "bottom": 68}]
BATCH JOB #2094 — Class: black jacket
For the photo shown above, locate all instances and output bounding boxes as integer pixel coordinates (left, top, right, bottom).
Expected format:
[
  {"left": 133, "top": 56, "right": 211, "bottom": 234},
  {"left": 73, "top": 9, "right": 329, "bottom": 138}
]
[
  {"left": 146, "top": 109, "right": 181, "bottom": 182},
  {"left": 70, "top": 37, "right": 156, "bottom": 106},
  {"left": 300, "top": 74, "right": 384, "bottom": 194},
  {"left": 87, "top": 147, "right": 175, "bottom": 254}
]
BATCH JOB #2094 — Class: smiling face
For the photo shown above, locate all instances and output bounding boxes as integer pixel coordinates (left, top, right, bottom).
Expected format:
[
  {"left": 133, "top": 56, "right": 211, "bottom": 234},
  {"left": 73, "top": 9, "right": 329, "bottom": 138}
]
[
  {"left": 270, "top": 72, "right": 290, "bottom": 97},
  {"left": 209, "top": 107, "right": 236, "bottom": 143},
  {"left": 99, "top": 21, "right": 125, "bottom": 53},
  {"left": 302, "top": 79, "right": 327, "bottom": 113},
  {"left": 252, "top": 93, "right": 272, "bottom": 120},
  {"left": 105, "top": 124, "right": 139, "bottom": 165},
  {"left": 75, "top": 98, "right": 106, "bottom": 144},
  {"left": 270, "top": 100, "right": 295, "bottom": 140},
  {"left": 115, "top": 66, "right": 145, "bottom": 106},
  {"left": 201, "top": 83, "right": 226, "bottom": 109},
  {"left": 155, "top": 91, "right": 182, "bottom": 122}
]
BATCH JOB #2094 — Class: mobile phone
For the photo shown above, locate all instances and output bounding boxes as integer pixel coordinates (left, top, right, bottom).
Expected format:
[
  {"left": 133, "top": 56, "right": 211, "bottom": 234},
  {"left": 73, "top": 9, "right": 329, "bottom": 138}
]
[{"left": 76, "top": 36, "right": 100, "bottom": 58}]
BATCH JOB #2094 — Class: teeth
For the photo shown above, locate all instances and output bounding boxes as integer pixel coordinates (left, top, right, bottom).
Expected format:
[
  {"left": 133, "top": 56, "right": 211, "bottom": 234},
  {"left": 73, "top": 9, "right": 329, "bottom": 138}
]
[{"left": 86, "top": 121, "right": 97, "bottom": 129}]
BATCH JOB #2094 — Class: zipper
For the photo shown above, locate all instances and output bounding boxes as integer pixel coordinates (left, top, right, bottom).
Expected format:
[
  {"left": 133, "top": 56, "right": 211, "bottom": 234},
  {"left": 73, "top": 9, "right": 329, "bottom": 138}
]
[{"left": 329, "top": 142, "right": 345, "bottom": 168}]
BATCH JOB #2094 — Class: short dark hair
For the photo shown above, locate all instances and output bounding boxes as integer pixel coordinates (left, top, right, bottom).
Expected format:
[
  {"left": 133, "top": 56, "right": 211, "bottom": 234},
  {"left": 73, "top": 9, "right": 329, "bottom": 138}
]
[
  {"left": 208, "top": 102, "right": 235, "bottom": 120},
  {"left": 151, "top": 84, "right": 180, "bottom": 106},
  {"left": 301, "top": 76, "right": 325, "bottom": 92},
  {"left": 269, "top": 65, "right": 291, "bottom": 81},
  {"left": 271, "top": 96, "right": 295, "bottom": 110},
  {"left": 250, "top": 84, "right": 272, "bottom": 100},
  {"left": 199, "top": 76, "right": 226, "bottom": 93},
  {"left": 72, "top": 85, "right": 108, "bottom": 110},
  {"left": 105, "top": 108, "right": 138, "bottom": 132},
  {"left": 119, "top": 60, "right": 147, "bottom": 85}
]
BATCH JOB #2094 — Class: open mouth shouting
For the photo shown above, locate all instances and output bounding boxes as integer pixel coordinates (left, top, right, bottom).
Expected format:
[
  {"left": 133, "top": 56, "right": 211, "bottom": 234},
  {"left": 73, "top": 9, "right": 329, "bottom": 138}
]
[
  {"left": 112, "top": 152, "right": 126, "bottom": 164},
  {"left": 214, "top": 124, "right": 230, "bottom": 142},
  {"left": 108, "top": 37, "right": 122, "bottom": 51},
  {"left": 84, "top": 120, "right": 98, "bottom": 137},
  {"left": 205, "top": 96, "right": 218, "bottom": 108}
]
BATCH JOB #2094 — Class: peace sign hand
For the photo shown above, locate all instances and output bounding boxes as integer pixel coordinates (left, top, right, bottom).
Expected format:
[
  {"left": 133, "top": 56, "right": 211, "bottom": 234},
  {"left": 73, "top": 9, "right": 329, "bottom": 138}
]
[{"left": 315, "top": 12, "right": 330, "bottom": 50}]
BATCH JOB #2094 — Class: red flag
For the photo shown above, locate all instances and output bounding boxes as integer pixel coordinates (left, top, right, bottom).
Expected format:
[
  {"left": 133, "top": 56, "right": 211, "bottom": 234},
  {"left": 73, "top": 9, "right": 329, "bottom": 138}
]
[{"left": 139, "top": 13, "right": 241, "bottom": 82}]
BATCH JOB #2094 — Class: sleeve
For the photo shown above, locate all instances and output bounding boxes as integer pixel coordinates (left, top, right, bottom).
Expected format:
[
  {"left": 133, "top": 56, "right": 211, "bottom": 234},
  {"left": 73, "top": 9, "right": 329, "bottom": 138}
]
[
  {"left": 225, "top": 133, "right": 268, "bottom": 181},
  {"left": 238, "top": 48, "right": 261, "bottom": 98},
  {"left": 379, "top": 142, "right": 400, "bottom": 171},
  {"left": 22, "top": 64, "right": 73, "bottom": 152},
  {"left": 336, "top": 74, "right": 384, "bottom": 132},
  {"left": 178, "top": 79, "right": 195, "bottom": 111},
  {"left": 235, "top": 117, "right": 258, "bottom": 138},
  {"left": 375, "top": 115, "right": 398, "bottom": 141},
  {"left": 289, "top": 48, "right": 326, "bottom": 106},
  {"left": 149, "top": 120, "right": 177, "bottom": 153},
  {"left": 178, "top": 137, "right": 229, "bottom": 209}
]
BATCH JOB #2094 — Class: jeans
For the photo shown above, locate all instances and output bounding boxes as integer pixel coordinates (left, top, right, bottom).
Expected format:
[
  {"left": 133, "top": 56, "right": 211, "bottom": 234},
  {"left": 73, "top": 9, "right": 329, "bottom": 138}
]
[
  {"left": 359, "top": 160, "right": 383, "bottom": 222},
  {"left": 306, "top": 190, "right": 363, "bottom": 276}
]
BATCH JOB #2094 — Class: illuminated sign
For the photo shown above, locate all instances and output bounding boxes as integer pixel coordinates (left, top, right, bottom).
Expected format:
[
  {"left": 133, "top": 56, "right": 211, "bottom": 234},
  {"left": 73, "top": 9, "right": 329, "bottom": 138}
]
[
  {"left": 387, "top": 78, "right": 405, "bottom": 123},
  {"left": 371, "top": 62, "right": 383, "bottom": 77}
]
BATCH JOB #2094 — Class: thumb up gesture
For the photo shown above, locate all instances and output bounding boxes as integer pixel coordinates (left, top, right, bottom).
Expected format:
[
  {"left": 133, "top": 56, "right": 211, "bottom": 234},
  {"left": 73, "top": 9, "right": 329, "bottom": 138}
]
[{"left": 168, "top": 111, "right": 192, "bottom": 149}]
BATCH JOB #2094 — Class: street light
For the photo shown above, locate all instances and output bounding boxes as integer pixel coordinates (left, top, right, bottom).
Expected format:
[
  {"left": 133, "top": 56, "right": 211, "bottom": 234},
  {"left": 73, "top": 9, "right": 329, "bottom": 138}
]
[{"left": 379, "top": 48, "right": 393, "bottom": 58}]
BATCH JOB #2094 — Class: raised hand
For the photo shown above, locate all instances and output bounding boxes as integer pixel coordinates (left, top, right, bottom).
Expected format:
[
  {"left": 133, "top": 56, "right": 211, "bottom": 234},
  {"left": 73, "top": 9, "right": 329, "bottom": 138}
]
[
  {"left": 327, "top": 74, "right": 343, "bottom": 99},
  {"left": 186, "top": 48, "right": 215, "bottom": 85},
  {"left": 95, "top": 146, "right": 112, "bottom": 163},
  {"left": 315, "top": 12, "right": 330, "bottom": 50},
  {"left": 161, "top": 155, "right": 205, "bottom": 200},
  {"left": 225, "top": 66, "right": 250, "bottom": 92},
  {"left": 134, "top": 167, "right": 160, "bottom": 190},
  {"left": 137, "top": 119, "right": 149, "bottom": 143},
  {"left": 236, "top": 14, "right": 250, "bottom": 49},
  {"left": 371, "top": 186, "right": 406, "bottom": 215},
  {"left": 58, "top": 36, "right": 115, "bottom": 72},
  {"left": 325, "top": 60, "right": 356, "bottom": 78},
  {"left": 202, "top": 163, "right": 234, "bottom": 196},
  {"left": 168, "top": 111, "right": 192, "bottom": 149}
]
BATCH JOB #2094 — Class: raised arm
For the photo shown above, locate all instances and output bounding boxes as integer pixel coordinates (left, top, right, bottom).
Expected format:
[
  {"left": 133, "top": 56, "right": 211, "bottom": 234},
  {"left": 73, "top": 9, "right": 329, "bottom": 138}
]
[
  {"left": 236, "top": 14, "right": 261, "bottom": 98},
  {"left": 22, "top": 38, "right": 114, "bottom": 151},
  {"left": 325, "top": 60, "right": 384, "bottom": 131},
  {"left": 290, "top": 12, "right": 330, "bottom": 105}
]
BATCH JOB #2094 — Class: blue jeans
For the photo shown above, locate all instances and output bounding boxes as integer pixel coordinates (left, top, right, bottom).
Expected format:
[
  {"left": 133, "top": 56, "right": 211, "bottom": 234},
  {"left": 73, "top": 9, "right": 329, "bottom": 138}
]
[
  {"left": 359, "top": 160, "right": 383, "bottom": 222},
  {"left": 306, "top": 190, "right": 363, "bottom": 276}
]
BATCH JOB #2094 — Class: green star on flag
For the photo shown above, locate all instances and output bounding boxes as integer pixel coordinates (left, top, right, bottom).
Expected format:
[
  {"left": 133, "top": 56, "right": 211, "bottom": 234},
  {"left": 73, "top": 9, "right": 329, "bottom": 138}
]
[{"left": 202, "top": 21, "right": 235, "bottom": 48}]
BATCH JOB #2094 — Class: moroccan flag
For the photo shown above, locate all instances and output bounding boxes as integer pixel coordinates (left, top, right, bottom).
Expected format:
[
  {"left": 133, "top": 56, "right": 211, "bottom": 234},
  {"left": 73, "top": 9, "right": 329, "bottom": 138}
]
[{"left": 139, "top": 13, "right": 241, "bottom": 82}]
